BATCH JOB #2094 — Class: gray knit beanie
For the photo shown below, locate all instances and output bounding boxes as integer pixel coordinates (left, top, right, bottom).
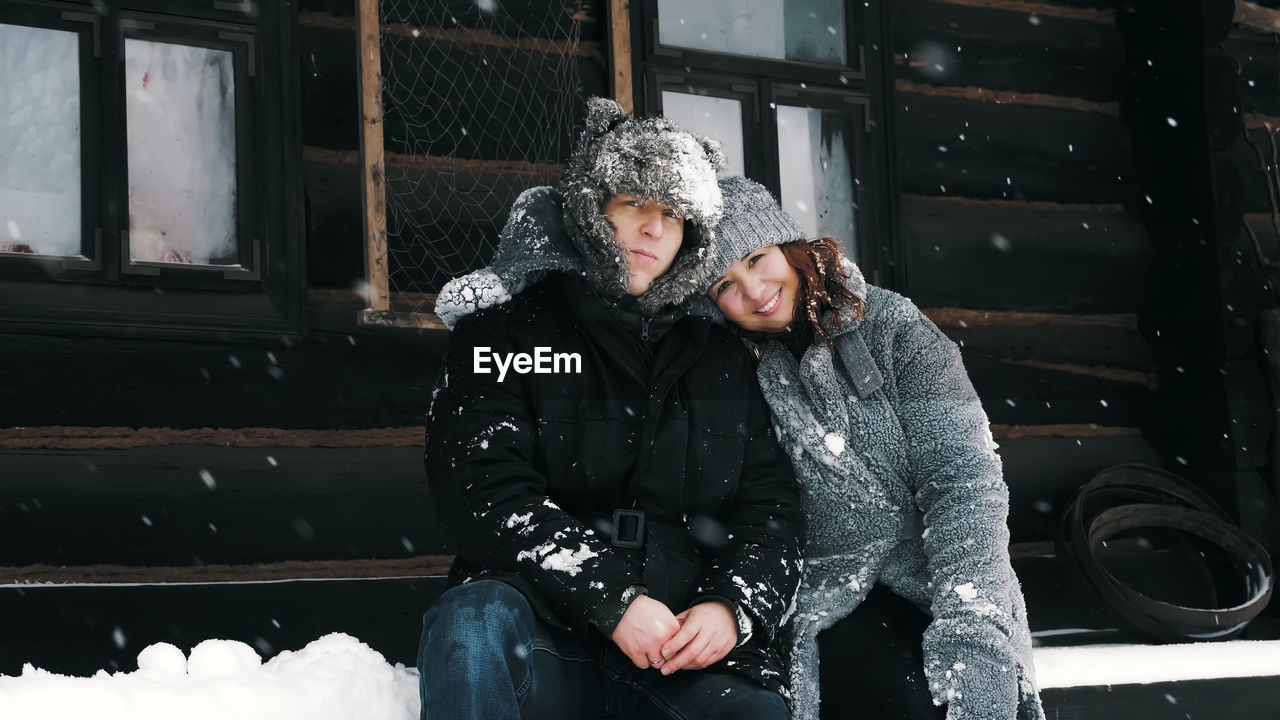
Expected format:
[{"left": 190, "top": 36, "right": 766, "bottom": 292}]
[
  {"left": 558, "top": 98, "right": 726, "bottom": 312},
  {"left": 705, "top": 176, "right": 807, "bottom": 287}
]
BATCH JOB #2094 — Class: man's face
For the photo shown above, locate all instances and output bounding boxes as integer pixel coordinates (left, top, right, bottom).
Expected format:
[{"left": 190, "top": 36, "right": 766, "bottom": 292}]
[{"left": 603, "top": 194, "right": 684, "bottom": 296}]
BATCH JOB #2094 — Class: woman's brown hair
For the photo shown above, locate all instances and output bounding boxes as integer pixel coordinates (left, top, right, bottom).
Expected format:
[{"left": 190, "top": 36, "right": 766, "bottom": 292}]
[{"left": 777, "top": 237, "right": 863, "bottom": 348}]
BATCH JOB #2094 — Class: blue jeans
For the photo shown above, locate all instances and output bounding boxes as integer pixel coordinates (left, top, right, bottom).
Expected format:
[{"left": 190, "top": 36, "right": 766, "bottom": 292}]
[{"left": 418, "top": 580, "right": 791, "bottom": 720}]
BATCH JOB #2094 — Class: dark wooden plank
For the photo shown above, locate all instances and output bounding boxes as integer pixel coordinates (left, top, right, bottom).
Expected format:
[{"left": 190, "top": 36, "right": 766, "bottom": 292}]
[
  {"left": 901, "top": 197, "right": 1151, "bottom": 312},
  {"left": 0, "top": 447, "right": 440, "bottom": 566},
  {"left": 1041, "top": 677, "right": 1280, "bottom": 720},
  {"left": 0, "top": 426, "right": 1152, "bottom": 565},
  {"left": 0, "top": 576, "right": 447, "bottom": 676},
  {"left": 896, "top": 92, "right": 1135, "bottom": 203},
  {"left": 0, "top": 330, "right": 446, "bottom": 430},
  {"left": 894, "top": 0, "right": 1125, "bottom": 102},
  {"left": 937, "top": 319, "right": 1153, "bottom": 369},
  {"left": 966, "top": 355, "right": 1153, "bottom": 427},
  {"left": 998, "top": 431, "right": 1163, "bottom": 542},
  {"left": 0, "top": 429, "right": 1162, "bottom": 564}
]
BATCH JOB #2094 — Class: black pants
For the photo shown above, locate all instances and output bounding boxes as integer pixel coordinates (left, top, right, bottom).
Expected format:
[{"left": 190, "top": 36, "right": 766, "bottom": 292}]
[{"left": 817, "top": 585, "right": 946, "bottom": 720}]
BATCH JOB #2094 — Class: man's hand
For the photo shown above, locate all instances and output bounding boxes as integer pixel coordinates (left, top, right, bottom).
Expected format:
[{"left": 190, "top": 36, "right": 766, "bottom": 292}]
[
  {"left": 611, "top": 594, "right": 681, "bottom": 669},
  {"left": 657, "top": 601, "right": 738, "bottom": 675}
]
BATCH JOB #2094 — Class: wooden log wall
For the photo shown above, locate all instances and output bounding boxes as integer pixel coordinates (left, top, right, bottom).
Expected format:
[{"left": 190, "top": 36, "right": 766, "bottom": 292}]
[
  {"left": 891, "top": 0, "right": 1163, "bottom": 536},
  {"left": 0, "top": 1, "right": 609, "bottom": 580},
  {"left": 12, "top": 0, "right": 1280, "bottom": 675}
]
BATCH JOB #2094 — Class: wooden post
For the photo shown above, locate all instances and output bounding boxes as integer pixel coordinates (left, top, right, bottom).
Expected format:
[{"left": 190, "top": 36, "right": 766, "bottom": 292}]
[
  {"left": 609, "top": 0, "right": 633, "bottom": 113},
  {"left": 356, "top": 0, "right": 389, "bottom": 315}
]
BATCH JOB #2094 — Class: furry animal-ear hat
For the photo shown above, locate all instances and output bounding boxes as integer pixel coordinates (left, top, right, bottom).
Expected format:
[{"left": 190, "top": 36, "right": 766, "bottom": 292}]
[{"left": 557, "top": 97, "right": 726, "bottom": 313}]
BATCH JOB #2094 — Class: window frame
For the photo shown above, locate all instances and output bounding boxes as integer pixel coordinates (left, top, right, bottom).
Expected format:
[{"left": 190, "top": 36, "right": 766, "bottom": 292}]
[
  {"left": 641, "top": 0, "right": 868, "bottom": 85},
  {"left": 650, "top": 70, "right": 765, "bottom": 178},
  {"left": 114, "top": 11, "right": 261, "bottom": 285},
  {"left": 0, "top": 0, "right": 305, "bottom": 340},
  {"left": 766, "top": 82, "right": 879, "bottom": 273},
  {"left": 0, "top": 2, "right": 103, "bottom": 279},
  {"left": 631, "top": 0, "right": 901, "bottom": 288}
]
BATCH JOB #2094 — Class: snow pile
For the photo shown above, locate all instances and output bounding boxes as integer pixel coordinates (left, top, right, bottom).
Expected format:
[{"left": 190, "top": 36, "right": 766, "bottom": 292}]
[
  {"left": 0, "top": 633, "right": 419, "bottom": 720},
  {"left": 1034, "top": 639, "right": 1280, "bottom": 689}
]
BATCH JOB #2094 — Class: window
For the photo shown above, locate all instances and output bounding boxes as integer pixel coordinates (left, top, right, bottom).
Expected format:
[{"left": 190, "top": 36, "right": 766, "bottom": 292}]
[
  {"left": 631, "top": 0, "right": 893, "bottom": 281},
  {"left": 0, "top": 1, "right": 303, "bottom": 338}
]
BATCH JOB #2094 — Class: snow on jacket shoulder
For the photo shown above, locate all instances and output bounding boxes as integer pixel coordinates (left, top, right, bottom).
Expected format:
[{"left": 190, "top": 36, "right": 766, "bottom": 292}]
[{"left": 432, "top": 186, "right": 581, "bottom": 330}]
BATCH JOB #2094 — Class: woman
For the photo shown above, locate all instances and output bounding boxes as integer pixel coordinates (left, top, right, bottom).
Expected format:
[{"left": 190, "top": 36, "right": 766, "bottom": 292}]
[{"left": 704, "top": 177, "right": 1044, "bottom": 720}]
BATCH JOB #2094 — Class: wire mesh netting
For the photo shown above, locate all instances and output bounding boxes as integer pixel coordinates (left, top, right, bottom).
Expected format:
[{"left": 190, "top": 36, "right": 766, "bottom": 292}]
[{"left": 377, "top": 0, "right": 585, "bottom": 313}]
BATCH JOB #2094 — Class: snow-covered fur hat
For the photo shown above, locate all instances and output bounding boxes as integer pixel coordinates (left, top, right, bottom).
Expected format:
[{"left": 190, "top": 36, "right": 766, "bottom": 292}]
[
  {"left": 558, "top": 97, "right": 726, "bottom": 313},
  {"left": 706, "top": 176, "right": 807, "bottom": 286}
]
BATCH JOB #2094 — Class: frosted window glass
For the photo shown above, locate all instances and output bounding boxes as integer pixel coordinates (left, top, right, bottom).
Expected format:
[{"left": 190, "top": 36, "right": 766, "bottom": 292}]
[
  {"left": 777, "top": 105, "right": 856, "bottom": 259},
  {"left": 661, "top": 91, "right": 745, "bottom": 178},
  {"left": 657, "top": 0, "right": 846, "bottom": 66},
  {"left": 0, "top": 23, "right": 82, "bottom": 257},
  {"left": 126, "top": 39, "right": 238, "bottom": 266}
]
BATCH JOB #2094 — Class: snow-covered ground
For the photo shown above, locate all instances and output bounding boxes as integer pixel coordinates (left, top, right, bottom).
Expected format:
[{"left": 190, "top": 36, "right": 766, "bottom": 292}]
[
  {"left": 1033, "top": 639, "right": 1280, "bottom": 689},
  {"left": 2, "top": 632, "right": 1279, "bottom": 719},
  {"left": 0, "top": 634, "right": 418, "bottom": 720}
]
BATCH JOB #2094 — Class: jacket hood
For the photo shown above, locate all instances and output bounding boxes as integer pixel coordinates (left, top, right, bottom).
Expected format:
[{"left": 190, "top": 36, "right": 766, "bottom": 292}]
[{"left": 557, "top": 97, "right": 726, "bottom": 313}]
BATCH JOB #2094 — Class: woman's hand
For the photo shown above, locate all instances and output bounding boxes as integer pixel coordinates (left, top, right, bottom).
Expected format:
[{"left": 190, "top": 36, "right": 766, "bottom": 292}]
[
  {"left": 657, "top": 601, "right": 738, "bottom": 675},
  {"left": 611, "top": 594, "right": 681, "bottom": 669}
]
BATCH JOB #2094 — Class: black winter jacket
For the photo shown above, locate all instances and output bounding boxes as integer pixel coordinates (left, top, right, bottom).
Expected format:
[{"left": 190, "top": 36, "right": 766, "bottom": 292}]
[{"left": 424, "top": 276, "right": 803, "bottom": 696}]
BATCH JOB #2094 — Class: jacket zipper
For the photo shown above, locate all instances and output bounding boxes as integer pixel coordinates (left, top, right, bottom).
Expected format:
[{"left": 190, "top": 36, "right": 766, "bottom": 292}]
[{"left": 640, "top": 317, "right": 651, "bottom": 343}]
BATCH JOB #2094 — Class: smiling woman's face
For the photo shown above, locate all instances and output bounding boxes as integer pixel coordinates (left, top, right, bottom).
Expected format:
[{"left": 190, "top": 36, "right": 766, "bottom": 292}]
[
  {"left": 707, "top": 245, "right": 799, "bottom": 333},
  {"left": 603, "top": 194, "right": 684, "bottom": 296}
]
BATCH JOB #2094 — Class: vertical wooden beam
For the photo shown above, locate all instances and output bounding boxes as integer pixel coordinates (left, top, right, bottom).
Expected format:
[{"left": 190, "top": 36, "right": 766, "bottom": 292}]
[
  {"left": 356, "top": 0, "right": 389, "bottom": 313},
  {"left": 609, "top": 0, "right": 633, "bottom": 113}
]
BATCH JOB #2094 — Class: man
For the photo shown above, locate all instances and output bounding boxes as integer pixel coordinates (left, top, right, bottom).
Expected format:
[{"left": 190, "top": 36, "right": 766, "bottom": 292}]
[{"left": 421, "top": 98, "right": 802, "bottom": 719}]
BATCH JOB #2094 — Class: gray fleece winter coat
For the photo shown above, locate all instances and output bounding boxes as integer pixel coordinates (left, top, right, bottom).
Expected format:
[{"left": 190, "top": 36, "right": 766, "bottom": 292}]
[{"left": 766, "top": 260, "right": 1044, "bottom": 720}]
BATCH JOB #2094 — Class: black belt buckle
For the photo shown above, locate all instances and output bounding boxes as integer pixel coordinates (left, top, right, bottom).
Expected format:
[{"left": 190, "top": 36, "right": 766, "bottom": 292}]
[{"left": 611, "top": 508, "right": 646, "bottom": 549}]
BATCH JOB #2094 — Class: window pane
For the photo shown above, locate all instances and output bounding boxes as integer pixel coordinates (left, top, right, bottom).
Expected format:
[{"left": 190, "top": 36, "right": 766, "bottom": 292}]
[
  {"left": 125, "top": 38, "right": 238, "bottom": 266},
  {"left": 661, "top": 91, "right": 745, "bottom": 177},
  {"left": 776, "top": 104, "right": 856, "bottom": 259},
  {"left": 0, "top": 23, "right": 82, "bottom": 257},
  {"left": 657, "top": 0, "right": 846, "bottom": 66}
]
